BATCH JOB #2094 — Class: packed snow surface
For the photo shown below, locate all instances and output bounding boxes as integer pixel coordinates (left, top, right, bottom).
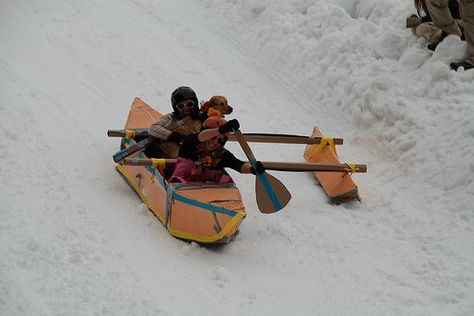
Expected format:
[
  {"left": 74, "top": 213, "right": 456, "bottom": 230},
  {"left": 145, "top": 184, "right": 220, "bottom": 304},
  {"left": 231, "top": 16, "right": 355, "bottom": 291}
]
[{"left": 1, "top": 0, "right": 473, "bottom": 315}]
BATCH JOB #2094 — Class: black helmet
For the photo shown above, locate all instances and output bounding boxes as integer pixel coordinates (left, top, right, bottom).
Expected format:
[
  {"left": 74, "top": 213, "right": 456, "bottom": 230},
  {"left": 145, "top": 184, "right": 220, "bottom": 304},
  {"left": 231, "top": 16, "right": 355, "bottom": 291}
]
[{"left": 171, "top": 86, "right": 199, "bottom": 119}]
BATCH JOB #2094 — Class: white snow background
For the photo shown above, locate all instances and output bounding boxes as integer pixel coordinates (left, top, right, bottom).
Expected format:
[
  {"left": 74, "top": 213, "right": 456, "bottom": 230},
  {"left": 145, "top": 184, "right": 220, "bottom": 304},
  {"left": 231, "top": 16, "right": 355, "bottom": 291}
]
[{"left": 1, "top": 0, "right": 473, "bottom": 315}]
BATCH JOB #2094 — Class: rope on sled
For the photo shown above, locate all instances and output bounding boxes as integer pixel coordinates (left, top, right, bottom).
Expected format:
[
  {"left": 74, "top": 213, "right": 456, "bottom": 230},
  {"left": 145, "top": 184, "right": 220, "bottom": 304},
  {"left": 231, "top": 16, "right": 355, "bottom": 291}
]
[
  {"left": 343, "top": 163, "right": 357, "bottom": 174},
  {"left": 125, "top": 130, "right": 136, "bottom": 138},
  {"left": 151, "top": 158, "right": 167, "bottom": 173},
  {"left": 306, "top": 137, "right": 337, "bottom": 161}
]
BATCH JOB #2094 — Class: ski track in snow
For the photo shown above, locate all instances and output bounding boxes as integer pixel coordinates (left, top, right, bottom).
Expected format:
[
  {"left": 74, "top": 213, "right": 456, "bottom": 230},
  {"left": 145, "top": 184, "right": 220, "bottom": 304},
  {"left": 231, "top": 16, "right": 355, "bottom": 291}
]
[{"left": 1, "top": 0, "right": 473, "bottom": 315}]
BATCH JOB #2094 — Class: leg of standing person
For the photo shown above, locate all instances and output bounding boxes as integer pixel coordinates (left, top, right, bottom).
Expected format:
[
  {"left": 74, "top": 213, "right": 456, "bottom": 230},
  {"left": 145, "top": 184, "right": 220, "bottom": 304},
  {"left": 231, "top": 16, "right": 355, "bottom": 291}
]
[{"left": 451, "top": 0, "right": 474, "bottom": 69}]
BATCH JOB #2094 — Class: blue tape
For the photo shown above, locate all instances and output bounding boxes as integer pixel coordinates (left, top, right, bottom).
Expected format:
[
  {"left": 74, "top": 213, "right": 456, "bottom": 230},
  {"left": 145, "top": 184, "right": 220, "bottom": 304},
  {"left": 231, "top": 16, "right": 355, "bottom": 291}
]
[
  {"left": 173, "top": 193, "right": 238, "bottom": 217},
  {"left": 145, "top": 165, "right": 166, "bottom": 188},
  {"left": 250, "top": 160, "right": 281, "bottom": 211},
  {"left": 120, "top": 138, "right": 240, "bottom": 217},
  {"left": 113, "top": 138, "right": 149, "bottom": 162},
  {"left": 257, "top": 173, "right": 282, "bottom": 210}
]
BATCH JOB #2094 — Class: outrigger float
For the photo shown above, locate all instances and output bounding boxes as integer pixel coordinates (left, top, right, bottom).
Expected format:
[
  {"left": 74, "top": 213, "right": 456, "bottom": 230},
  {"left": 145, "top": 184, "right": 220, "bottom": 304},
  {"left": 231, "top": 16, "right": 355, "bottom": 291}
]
[
  {"left": 304, "top": 127, "right": 361, "bottom": 203},
  {"left": 110, "top": 97, "right": 366, "bottom": 244}
]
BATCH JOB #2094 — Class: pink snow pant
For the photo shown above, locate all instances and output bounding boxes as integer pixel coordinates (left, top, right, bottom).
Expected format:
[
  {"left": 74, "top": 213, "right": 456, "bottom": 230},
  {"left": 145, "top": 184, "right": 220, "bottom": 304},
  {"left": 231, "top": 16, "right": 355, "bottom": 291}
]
[{"left": 168, "top": 157, "right": 234, "bottom": 184}]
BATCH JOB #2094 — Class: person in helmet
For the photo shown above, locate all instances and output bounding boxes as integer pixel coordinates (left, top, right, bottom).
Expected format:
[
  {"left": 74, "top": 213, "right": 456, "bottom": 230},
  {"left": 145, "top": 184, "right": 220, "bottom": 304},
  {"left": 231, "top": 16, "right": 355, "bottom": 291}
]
[
  {"left": 168, "top": 117, "right": 265, "bottom": 184},
  {"left": 145, "top": 86, "right": 203, "bottom": 158}
]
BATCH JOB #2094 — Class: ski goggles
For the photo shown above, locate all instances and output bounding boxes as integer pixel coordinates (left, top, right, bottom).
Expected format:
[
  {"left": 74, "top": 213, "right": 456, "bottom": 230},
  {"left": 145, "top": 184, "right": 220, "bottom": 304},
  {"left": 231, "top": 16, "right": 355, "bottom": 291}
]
[{"left": 176, "top": 100, "right": 195, "bottom": 109}]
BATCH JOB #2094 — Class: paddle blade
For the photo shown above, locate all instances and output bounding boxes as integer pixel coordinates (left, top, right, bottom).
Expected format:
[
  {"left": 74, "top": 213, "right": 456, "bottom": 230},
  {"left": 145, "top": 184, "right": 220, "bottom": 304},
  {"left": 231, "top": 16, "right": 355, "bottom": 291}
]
[
  {"left": 113, "top": 146, "right": 133, "bottom": 162},
  {"left": 255, "top": 172, "right": 292, "bottom": 214},
  {"left": 112, "top": 138, "right": 151, "bottom": 162}
]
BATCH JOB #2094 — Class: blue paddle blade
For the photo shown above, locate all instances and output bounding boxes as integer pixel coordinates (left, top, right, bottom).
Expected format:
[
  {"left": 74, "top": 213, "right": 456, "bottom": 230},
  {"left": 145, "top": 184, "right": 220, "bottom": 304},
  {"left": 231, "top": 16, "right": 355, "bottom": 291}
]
[{"left": 112, "top": 138, "right": 151, "bottom": 162}]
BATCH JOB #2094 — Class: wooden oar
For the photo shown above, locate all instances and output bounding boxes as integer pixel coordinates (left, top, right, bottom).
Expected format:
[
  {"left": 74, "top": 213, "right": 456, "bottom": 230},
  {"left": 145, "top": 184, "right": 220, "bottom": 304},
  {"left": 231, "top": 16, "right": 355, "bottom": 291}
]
[
  {"left": 228, "top": 133, "right": 343, "bottom": 145},
  {"left": 107, "top": 128, "right": 149, "bottom": 138},
  {"left": 260, "top": 162, "right": 367, "bottom": 173},
  {"left": 233, "top": 129, "right": 292, "bottom": 214},
  {"left": 123, "top": 158, "right": 176, "bottom": 168},
  {"left": 123, "top": 158, "right": 367, "bottom": 173},
  {"left": 107, "top": 129, "right": 343, "bottom": 145}
]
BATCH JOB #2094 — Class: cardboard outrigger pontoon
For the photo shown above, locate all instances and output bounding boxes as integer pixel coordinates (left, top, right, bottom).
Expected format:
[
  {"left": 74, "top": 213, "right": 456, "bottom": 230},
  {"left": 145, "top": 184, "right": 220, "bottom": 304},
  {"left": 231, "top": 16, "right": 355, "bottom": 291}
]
[{"left": 304, "top": 127, "right": 361, "bottom": 203}]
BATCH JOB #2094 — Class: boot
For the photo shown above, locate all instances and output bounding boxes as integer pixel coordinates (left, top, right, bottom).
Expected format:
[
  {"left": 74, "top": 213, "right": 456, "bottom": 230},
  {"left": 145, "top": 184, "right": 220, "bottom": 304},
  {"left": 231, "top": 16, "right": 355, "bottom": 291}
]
[{"left": 450, "top": 61, "right": 474, "bottom": 71}]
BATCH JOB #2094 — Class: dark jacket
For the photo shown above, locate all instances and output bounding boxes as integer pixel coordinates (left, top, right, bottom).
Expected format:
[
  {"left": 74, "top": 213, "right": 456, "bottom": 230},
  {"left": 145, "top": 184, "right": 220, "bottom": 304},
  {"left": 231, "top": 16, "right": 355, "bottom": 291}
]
[{"left": 178, "top": 134, "right": 245, "bottom": 172}]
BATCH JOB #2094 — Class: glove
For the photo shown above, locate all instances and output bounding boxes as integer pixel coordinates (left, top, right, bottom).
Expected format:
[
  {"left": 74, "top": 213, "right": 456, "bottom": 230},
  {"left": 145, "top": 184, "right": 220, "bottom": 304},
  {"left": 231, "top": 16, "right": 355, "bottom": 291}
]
[
  {"left": 218, "top": 119, "right": 240, "bottom": 134},
  {"left": 406, "top": 15, "right": 421, "bottom": 28},
  {"left": 250, "top": 161, "right": 265, "bottom": 175},
  {"left": 168, "top": 132, "right": 185, "bottom": 144},
  {"left": 427, "top": 31, "right": 448, "bottom": 51}
]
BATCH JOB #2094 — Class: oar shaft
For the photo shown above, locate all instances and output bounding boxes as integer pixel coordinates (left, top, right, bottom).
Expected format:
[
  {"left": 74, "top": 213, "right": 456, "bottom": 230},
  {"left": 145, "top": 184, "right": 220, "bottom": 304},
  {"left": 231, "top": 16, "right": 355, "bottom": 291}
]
[
  {"left": 122, "top": 158, "right": 367, "bottom": 173},
  {"left": 123, "top": 158, "right": 176, "bottom": 166},
  {"left": 233, "top": 130, "right": 257, "bottom": 162},
  {"left": 262, "top": 162, "right": 367, "bottom": 173},
  {"left": 107, "top": 128, "right": 149, "bottom": 138},
  {"left": 228, "top": 133, "right": 343, "bottom": 145},
  {"left": 107, "top": 129, "right": 343, "bottom": 145}
]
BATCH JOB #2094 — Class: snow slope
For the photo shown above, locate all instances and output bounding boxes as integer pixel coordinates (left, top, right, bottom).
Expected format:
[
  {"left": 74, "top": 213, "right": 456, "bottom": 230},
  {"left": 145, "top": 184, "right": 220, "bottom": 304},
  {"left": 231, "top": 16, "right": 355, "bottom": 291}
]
[{"left": 1, "top": 0, "right": 473, "bottom": 315}]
